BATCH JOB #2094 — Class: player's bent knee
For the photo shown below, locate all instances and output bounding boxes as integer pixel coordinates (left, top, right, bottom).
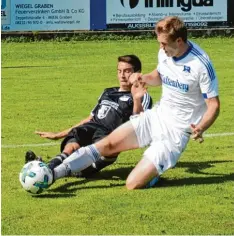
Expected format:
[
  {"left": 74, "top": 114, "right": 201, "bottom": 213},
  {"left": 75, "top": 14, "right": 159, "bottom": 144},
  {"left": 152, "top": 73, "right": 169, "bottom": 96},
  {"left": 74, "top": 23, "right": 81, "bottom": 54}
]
[{"left": 125, "top": 158, "right": 158, "bottom": 190}]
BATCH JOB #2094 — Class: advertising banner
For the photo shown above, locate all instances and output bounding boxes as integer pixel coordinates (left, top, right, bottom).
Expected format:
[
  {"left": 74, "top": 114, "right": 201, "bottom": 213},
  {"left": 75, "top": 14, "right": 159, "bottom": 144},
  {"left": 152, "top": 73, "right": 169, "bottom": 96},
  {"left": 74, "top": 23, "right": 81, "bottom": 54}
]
[
  {"left": 107, "top": 0, "right": 228, "bottom": 29},
  {"left": 1, "top": 0, "right": 90, "bottom": 31},
  {"left": 1, "top": 0, "right": 11, "bottom": 25}
]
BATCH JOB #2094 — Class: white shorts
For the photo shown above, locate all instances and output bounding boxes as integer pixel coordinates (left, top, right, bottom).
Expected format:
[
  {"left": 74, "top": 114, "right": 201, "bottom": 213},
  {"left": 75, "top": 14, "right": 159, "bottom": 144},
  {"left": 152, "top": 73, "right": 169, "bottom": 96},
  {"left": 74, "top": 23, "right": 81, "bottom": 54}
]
[{"left": 130, "top": 105, "right": 190, "bottom": 175}]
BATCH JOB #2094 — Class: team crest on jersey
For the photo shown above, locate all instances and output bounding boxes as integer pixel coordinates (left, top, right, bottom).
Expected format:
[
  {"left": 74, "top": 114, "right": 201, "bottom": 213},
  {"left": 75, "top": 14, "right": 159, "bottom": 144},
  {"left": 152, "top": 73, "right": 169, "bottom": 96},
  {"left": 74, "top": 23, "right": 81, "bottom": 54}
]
[
  {"left": 183, "top": 65, "right": 191, "bottom": 74},
  {"left": 119, "top": 95, "right": 130, "bottom": 102},
  {"left": 97, "top": 105, "right": 111, "bottom": 119}
]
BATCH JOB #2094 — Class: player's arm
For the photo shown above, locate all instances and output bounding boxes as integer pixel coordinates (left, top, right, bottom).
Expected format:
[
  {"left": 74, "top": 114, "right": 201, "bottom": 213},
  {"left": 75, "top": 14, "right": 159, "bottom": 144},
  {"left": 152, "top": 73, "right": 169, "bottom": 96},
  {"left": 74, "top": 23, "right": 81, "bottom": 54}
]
[
  {"left": 36, "top": 90, "right": 105, "bottom": 140},
  {"left": 191, "top": 62, "right": 220, "bottom": 143},
  {"left": 129, "top": 69, "right": 162, "bottom": 87},
  {"left": 35, "top": 115, "right": 93, "bottom": 140},
  {"left": 191, "top": 96, "right": 220, "bottom": 142},
  {"left": 131, "top": 81, "right": 149, "bottom": 114},
  {"left": 142, "top": 69, "right": 162, "bottom": 86}
]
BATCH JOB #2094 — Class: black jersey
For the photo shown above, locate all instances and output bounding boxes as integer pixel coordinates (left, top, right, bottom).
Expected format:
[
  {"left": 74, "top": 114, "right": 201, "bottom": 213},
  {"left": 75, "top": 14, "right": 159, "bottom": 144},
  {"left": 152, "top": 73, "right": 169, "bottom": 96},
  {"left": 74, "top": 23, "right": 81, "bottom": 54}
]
[
  {"left": 62, "top": 87, "right": 152, "bottom": 151},
  {"left": 90, "top": 87, "right": 152, "bottom": 132},
  {"left": 60, "top": 87, "right": 152, "bottom": 172}
]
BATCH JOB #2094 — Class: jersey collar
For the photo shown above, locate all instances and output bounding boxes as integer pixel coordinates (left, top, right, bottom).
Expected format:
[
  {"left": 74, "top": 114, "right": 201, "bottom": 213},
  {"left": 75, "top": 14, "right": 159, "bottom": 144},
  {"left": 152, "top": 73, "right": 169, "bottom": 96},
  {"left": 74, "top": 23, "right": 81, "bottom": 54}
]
[{"left": 172, "top": 41, "right": 193, "bottom": 62}]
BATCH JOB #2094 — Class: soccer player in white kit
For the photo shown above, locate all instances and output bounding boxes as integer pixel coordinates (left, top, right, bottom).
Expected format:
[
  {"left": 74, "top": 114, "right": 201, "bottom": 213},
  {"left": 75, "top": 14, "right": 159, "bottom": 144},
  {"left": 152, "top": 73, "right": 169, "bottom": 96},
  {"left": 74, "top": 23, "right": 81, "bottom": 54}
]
[{"left": 51, "top": 16, "right": 220, "bottom": 190}]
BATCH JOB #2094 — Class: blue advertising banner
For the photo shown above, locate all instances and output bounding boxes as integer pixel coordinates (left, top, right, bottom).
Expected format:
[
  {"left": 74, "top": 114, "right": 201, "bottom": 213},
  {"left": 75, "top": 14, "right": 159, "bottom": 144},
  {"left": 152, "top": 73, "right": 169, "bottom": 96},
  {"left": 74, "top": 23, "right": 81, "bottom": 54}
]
[
  {"left": 106, "top": 0, "right": 229, "bottom": 29},
  {"left": 90, "top": 0, "right": 106, "bottom": 30},
  {"left": 1, "top": 0, "right": 233, "bottom": 32}
]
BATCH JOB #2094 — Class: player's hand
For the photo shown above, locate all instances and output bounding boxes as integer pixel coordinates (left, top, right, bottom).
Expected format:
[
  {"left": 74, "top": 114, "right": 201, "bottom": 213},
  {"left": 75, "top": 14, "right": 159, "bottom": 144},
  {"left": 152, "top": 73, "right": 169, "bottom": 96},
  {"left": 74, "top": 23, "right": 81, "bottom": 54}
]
[
  {"left": 131, "top": 80, "right": 147, "bottom": 99},
  {"left": 35, "top": 131, "right": 59, "bottom": 140},
  {"left": 190, "top": 124, "right": 204, "bottom": 143},
  {"left": 129, "top": 72, "right": 142, "bottom": 84}
]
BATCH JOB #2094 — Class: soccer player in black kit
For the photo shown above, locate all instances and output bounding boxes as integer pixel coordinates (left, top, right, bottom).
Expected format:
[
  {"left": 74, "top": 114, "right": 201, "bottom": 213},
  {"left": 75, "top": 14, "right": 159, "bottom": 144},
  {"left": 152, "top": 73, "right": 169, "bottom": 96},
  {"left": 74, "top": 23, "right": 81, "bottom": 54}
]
[{"left": 26, "top": 55, "right": 152, "bottom": 177}]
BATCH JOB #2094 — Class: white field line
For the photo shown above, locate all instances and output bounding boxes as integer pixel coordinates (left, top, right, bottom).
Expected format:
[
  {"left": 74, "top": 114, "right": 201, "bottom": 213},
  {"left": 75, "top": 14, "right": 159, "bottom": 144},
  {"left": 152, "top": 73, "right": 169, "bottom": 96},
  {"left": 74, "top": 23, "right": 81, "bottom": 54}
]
[
  {"left": 2, "top": 142, "right": 59, "bottom": 148},
  {"left": 1, "top": 132, "right": 234, "bottom": 149},
  {"left": 203, "top": 132, "right": 234, "bottom": 137}
]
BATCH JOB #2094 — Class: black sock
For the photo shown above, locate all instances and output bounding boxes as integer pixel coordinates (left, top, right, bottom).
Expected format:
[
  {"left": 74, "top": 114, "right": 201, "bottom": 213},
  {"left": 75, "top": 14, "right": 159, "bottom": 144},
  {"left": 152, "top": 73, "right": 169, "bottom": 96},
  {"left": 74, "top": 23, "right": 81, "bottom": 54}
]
[{"left": 48, "top": 152, "right": 69, "bottom": 170}]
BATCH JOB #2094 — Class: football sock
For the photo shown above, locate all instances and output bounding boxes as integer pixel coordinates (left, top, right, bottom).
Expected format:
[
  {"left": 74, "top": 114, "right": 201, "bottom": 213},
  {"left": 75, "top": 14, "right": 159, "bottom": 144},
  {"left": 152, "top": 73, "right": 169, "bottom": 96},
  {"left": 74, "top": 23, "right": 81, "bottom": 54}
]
[
  {"left": 86, "top": 144, "right": 101, "bottom": 161},
  {"left": 145, "top": 176, "right": 160, "bottom": 188},
  {"left": 53, "top": 146, "right": 100, "bottom": 180},
  {"left": 53, "top": 162, "right": 71, "bottom": 180},
  {"left": 48, "top": 152, "right": 69, "bottom": 170},
  {"left": 76, "top": 156, "right": 117, "bottom": 177}
]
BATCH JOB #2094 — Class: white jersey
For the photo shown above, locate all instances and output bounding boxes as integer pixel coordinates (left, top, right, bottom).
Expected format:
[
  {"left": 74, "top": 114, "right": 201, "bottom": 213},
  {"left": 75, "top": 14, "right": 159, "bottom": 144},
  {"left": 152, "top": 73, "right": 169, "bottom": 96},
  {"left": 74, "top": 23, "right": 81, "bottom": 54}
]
[{"left": 157, "top": 41, "right": 219, "bottom": 133}]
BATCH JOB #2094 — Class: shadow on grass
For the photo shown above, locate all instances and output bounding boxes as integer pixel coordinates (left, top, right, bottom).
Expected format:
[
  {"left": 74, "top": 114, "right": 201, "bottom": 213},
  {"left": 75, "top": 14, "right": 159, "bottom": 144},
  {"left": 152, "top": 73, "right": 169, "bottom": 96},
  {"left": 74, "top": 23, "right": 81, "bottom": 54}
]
[
  {"left": 37, "top": 166, "right": 133, "bottom": 197},
  {"left": 32, "top": 193, "right": 76, "bottom": 198},
  {"left": 35, "top": 160, "right": 234, "bottom": 197},
  {"left": 157, "top": 160, "right": 234, "bottom": 188},
  {"left": 31, "top": 166, "right": 133, "bottom": 198},
  {"left": 158, "top": 173, "right": 234, "bottom": 188},
  {"left": 176, "top": 160, "right": 233, "bottom": 175}
]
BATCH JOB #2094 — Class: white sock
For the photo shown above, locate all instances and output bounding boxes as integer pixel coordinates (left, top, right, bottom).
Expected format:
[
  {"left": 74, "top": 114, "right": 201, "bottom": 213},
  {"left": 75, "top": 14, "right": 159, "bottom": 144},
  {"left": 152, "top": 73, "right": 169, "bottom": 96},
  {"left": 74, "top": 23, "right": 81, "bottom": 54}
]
[
  {"left": 53, "top": 163, "right": 69, "bottom": 180},
  {"left": 53, "top": 146, "right": 100, "bottom": 180}
]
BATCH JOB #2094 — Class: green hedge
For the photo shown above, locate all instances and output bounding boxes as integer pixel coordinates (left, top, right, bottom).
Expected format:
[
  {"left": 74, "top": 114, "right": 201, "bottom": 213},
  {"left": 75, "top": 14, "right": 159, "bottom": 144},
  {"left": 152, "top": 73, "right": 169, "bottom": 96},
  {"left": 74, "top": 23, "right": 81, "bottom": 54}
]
[{"left": 2, "top": 29, "right": 234, "bottom": 42}]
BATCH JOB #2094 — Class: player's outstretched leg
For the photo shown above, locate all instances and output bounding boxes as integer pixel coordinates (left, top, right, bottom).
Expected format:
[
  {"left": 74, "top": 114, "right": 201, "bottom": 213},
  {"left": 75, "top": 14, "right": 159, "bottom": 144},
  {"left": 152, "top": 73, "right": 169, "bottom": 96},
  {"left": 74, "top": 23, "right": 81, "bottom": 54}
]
[
  {"left": 74, "top": 155, "right": 117, "bottom": 178},
  {"left": 53, "top": 147, "right": 97, "bottom": 180},
  {"left": 47, "top": 153, "right": 69, "bottom": 170}
]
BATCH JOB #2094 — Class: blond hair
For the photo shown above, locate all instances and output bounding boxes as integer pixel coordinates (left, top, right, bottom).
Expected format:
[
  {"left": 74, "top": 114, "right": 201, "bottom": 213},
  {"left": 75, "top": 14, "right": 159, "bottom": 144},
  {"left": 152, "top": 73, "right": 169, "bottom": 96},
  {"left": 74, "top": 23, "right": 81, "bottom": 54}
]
[{"left": 155, "top": 16, "right": 187, "bottom": 42}]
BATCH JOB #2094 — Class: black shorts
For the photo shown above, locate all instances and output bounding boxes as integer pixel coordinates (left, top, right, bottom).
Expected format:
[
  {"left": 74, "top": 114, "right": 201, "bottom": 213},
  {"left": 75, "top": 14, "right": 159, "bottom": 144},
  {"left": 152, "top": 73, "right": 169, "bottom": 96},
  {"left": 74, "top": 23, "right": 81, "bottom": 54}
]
[
  {"left": 60, "top": 122, "right": 118, "bottom": 177},
  {"left": 60, "top": 122, "right": 109, "bottom": 152}
]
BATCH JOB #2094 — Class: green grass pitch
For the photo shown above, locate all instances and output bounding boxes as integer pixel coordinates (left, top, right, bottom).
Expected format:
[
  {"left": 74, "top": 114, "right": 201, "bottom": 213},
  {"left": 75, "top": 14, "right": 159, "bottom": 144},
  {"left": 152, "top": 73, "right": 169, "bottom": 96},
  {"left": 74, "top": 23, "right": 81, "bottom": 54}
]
[{"left": 1, "top": 37, "right": 234, "bottom": 235}]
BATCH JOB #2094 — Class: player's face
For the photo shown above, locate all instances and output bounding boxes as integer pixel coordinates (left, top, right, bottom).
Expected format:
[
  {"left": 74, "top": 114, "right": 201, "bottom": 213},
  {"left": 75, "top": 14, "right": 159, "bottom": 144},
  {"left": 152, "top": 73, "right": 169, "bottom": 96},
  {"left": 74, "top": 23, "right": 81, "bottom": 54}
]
[
  {"left": 117, "top": 62, "right": 134, "bottom": 90},
  {"left": 157, "top": 33, "right": 180, "bottom": 57}
]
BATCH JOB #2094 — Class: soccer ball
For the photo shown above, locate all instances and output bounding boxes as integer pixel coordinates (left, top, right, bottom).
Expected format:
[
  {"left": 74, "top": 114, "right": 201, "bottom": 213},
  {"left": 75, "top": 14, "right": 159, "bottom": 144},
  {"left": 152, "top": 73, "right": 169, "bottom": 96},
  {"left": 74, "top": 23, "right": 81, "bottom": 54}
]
[{"left": 19, "top": 160, "right": 53, "bottom": 194}]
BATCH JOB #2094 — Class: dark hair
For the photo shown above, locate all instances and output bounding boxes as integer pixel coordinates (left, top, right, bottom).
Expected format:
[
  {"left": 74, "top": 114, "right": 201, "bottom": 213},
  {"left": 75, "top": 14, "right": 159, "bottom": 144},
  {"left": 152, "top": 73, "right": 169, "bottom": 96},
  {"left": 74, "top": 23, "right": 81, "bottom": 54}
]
[
  {"left": 155, "top": 16, "right": 187, "bottom": 42},
  {"left": 118, "top": 55, "right": 142, "bottom": 72}
]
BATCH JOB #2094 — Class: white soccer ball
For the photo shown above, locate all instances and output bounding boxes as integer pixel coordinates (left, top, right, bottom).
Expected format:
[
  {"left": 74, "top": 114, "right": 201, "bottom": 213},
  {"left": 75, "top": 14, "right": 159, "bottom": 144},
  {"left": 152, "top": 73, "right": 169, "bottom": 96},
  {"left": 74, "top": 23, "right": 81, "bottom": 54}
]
[{"left": 19, "top": 160, "right": 53, "bottom": 194}]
